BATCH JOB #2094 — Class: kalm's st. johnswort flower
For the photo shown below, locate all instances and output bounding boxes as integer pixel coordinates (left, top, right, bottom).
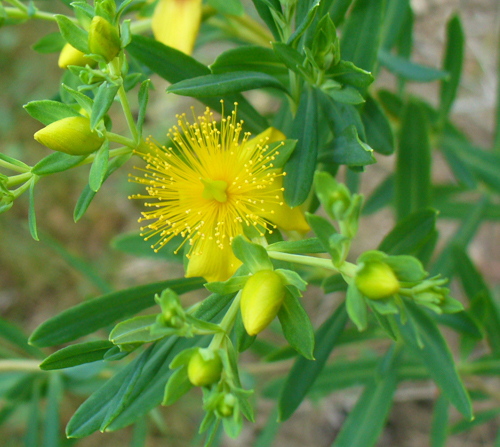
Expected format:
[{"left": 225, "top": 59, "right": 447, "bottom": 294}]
[
  {"left": 152, "top": 0, "right": 203, "bottom": 55},
  {"left": 130, "top": 103, "right": 309, "bottom": 282}
]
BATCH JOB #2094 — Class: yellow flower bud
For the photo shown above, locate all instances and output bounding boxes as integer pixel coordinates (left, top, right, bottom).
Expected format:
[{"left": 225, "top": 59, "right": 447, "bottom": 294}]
[
  {"left": 240, "top": 270, "right": 285, "bottom": 336},
  {"left": 58, "top": 43, "right": 95, "bottom": 69},
  {"left": 355, "top": 261, "right": 400, "bottom": 300},
  {"left": 34, "top": 116, "right": 104, "bottom": 156},
  {"left": 88, "top": 16, "right": 121, "bottom": 63},
  {"left": 187, "top": 349, "right": 223, "bottom": 387}
]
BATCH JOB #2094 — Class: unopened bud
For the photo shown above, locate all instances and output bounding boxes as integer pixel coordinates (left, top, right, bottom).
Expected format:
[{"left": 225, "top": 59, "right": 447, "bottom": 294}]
[
  {"left": 187, "top": 349, "right": 223, "bottom": 387},
  {"left": 241, "top": 270, "right": 285, "bottom": 336},
  {"left": 58, "top": 43, "right": 95, "bottom": 69},
  {"left": 34, "top": 116, "right": 104, "bottom": 156},
  {"left": 217, "top": 393, "right": 236, "bottom": 418},
  {"left": 355, "top": 261, "right": 400, "bottom": 300},
  {"left": 88, "top": 16, "right": 121, "bottom": 62}
]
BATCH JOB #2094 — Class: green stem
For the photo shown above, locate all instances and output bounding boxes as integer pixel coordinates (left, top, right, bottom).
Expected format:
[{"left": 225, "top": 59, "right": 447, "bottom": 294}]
[
  {"left": 109, "top": 58, "right": 140, "bottom": 144},
  {"left": 267, "top": 251, "right": 357, "bottom": 278},
  {"left": 130, "top": 18, "right": 152, "bottom": 34},
  {"left": 209, "top": 291, "right": 242, "bottom": 349},
  {"left": 0, "top": 158, "right": 29, "bottom": 173},
  {"left": 4, "top": 6, "right": 78, "bottom": 23},
  {"left": 6, "top": 171, "right": 32, "bottom": 187},
  {"left": 106, "top": 132, "right": 137, "bottom": 149},
  {"left": 5, "top": 0, "right": 27, "bottom": 12},
  {"left": 0, "top": 359, "right": 41, "bottom": 372},
  {"left": 12, "top": 178, "right": 33, "bottom": 198}
]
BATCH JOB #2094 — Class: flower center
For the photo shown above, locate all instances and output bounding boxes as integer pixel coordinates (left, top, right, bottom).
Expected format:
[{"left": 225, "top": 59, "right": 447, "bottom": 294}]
[{"left": 201, "top": 178, "right": 228, "bottom": 203}]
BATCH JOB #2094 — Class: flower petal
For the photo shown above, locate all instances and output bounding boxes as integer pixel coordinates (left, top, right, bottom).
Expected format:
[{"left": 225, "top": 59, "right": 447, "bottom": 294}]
[
  {"left": 259, "top": 175, "right": 310, "bottom": 233},
  {"left": 186, "top": 239, "right": 242, "bottom": 283},
  {"left": 245, "top": 127, "right": 286, "bottom": 152},
  {"left": 152, "top": 0, "right": 202, "bottom": 55}
]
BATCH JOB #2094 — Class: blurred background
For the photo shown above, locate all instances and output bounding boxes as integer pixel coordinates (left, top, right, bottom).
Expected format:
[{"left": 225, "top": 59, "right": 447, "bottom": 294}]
[{"left": 0, "top": 0, "right": 499, "bottom": 445}]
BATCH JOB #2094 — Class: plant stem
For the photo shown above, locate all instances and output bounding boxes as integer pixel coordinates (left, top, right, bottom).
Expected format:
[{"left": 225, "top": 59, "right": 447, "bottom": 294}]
[
  {"left": 106, "top": 132, "right": 137, "bottom": 148},
  {"left": 4, "top": 6, "right": 78, "bottom": 23},
  {"left": 6, "top": 171, "right": 32, "bottom": 187},
  {"left": 0, "top": 158, "right": 29, "bottom": 173},
  {"left": 209, "top": 292, "right": 242, "bottom": 349},
  {"left": 267, "top": 251, "right": 357, "bottom": 278},
  {"left": 0, "top": 359, "right": 41, "bottom": 372},
  {"left": 130, "top": 18, "right": 152, "bottom": 34}
]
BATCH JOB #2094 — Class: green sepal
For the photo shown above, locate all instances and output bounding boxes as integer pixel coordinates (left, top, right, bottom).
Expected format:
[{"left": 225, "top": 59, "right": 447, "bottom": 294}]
[
  {"left": 109, "top": 314, "right": 161, "bottom": 348},
  {"left": 275, "top": 269, "right": 307, "bottom": 291},
  {"left": 346, "top": 284, "right": 368, "bottom": 331},
  {"left": 24, "top": 100, "right": 81, "bottom": 126},
  {"left": 232, "top": 235, "right": 273, "bottom": 273},
  {"left": 169, "top": 346, "right": 199, "bottom": 369},
  {"left": 205, "top": 276, "right": 249, "bottom": 295},
  {"left": 368, "top": 297, "right": 400, "bottom": 315},
  {"left": 385, "top": 255, "right": 427, "bottom": 283},
  {"left": 277, "top": 288, "right": 315, "bottom": 360},
  {"left": 55, "top": 14, "right": 89, "bottom": 54},
  {"left": 163, "top": 365, "right": 192, "bottom": 406}
]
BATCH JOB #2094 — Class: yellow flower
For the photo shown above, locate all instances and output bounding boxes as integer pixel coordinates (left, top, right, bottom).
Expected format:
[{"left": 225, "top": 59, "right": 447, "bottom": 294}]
[
  {"left": 152, "top": 0, "right": 203, "bottom": 55},
  {"left": 130, "top": 103, "right": 309, "bottom": 282}
]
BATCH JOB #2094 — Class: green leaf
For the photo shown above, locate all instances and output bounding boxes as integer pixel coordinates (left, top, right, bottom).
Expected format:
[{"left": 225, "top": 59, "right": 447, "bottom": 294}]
[
  {"left": 361, "top": 94, "right": 394, "bottom": 155},
  {"left": 167, "top": 71, "right": 288, "bottom": 97},
  {"left": 100, "top": 345, "right": 152, "bottom": 431},
  {"left": 381, "top": 0, "right": 411, "bottom": 51},
  {"left": 430, "top": 395, "right": 449, "bottom": 447},
  {"left": 269, "top": 139, "right": 297, "bottom": 169},
  {"left": 24, "top": 100, "right": 80, "bottom": 126},
  {"left": 25, "top": 380, "right": 41, "bottom": 447},
  {"left": 438, "top": 15, "right": 464, "bottom": 127},
  {"left": 67, "top": 295, "right": 232, "bottom": 437},
  {"left": 234, "top": 310, "right": 256, "bottom": 353},
  {"left": 275, "top": 270, "right": 307, "bottom": 291},
  {"left": 109, "top": 315, "right": 160, "bottom": 346},
  {"left": 327, "top": 60, "right": 375, "bottom": 91},
  {"left": 317, "top": 90, "right": 366, "bottom": 140},
  {"left": 277, "top": 289, "right": 315, "bottom": 359},
  {"left": 28, "top": 179, "right": 38, "bottom": 241},
  {"left": 29, "top": 277, "right": 205, "bottom": 347},
  {"left": 378, "top": 49, "right": 448, "bottom": 82},
  {"left": 137, "top": 80, "right": 150, "bottom": 139},
  {"left": 127, "top": 35, "right": 268, "bottom": 134},
  {"left": 398, "top": 300, "right": 473, "bottom": 419},
  {"left": 395, "top": 101, "right": 431, "bottom": 221},
  {"left": 55, "top": 14, "right": 89, "bottom": 53},
  {"left": 331, "top": 347, "right": 398, "bottom": 447},
  {"left": 288, "top": 0, "right": 320, "bottom": 47},
  {"left": 267, "top": 238, "right": 325, "bottom": 254},
  {"left": 363, "top": 175, "right": 393, "bottom": 215},
  {"left": 340, "top": 0, "right": 386, "bottom": 72},
  {"left": 32, "top": 152, "right": 87, "bottom": 176},
  {"left": 321, "top": 125, "right": 376, "bottom": 167},
  {"left": 324, "top": 85, "right": 365, "bottom": 105},
  {"left": 449, "top": 408, "right": 500, "bottom": 435},
  {"left": 453, "top": 247, "right": 500, "bottom": 353},
  {"left": 74, "top": 153, "right": 131, "bottom": 222},
  {"left": 210, "top": 45, "right": 287, "bottom": 78},
  {"left": 42, "top": 373, "right": 63, "bottom": 447},
  {"left": 32, "top": 32, "right": 65, "bottom": 54},
  {"left": 207, "top": 0, "right": 244, "bottom": 15},
  {"left": 91, "top": 82, "right": 119, "bottom": 131},
  {"left": 89, "top": 140, "right": 109, "bottom": 192},
  {"left": 231, "top": 235, "right": 273, "bottom": 273},
  {"left": 250, "top": 0, "right": 281, "bottom": 40},
  {"left": 346, "top": 284, "right": 368, "bottom": 331},
  {"left": 0, "top": 317, "right": 43, "bottom": 358},
  {"left": 163, "top": 365, "right": 192, "bottom": 405},
  {"left": 61, "top": 84, "right": 94, "bottom": 116},
  {"left": 272, "top": 42, "right": 305, "bottom": 74},
  {"left": 40, "top": 340, "right": 113, "bottom": 370},
  {"left": 278, "top": 303, "right": 348, "bottom": 421},
  {"left": 111, "top": 231, "right": 184, "bottom": 263},
  {"left": 283, "top": 86, "right": 318, "bottom": 207},
  {"left": 440, "top": 142, "right": 477, "bottom": 188}
]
